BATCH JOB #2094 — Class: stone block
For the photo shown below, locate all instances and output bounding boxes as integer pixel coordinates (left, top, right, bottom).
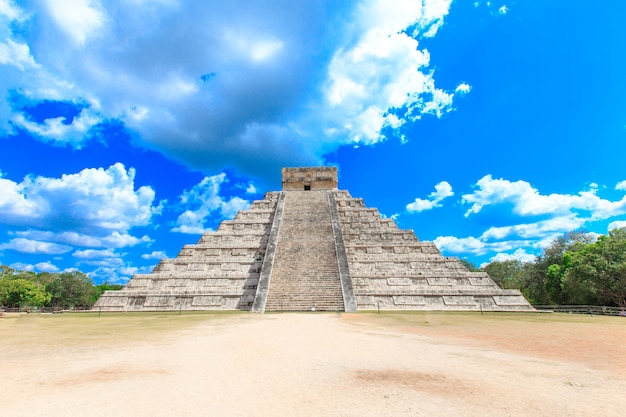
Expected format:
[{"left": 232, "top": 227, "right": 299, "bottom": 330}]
[
  {"left": 393, "top": 296, "right": 426, "bottom": 306},
  {"left": 493, "top": 295, "right": 532, "bottom": 306},
  {"left": 426, "top": 278, "right": 452, "bottom": 286},
  {"left": 443, "top": 296, "right": 478, "bottom": 306},
  {"left": 387, "top": 278, "right": 412, "bottom": 286},
  {"left": 192, "top": 296, "right": 222, "bottom": 306}
]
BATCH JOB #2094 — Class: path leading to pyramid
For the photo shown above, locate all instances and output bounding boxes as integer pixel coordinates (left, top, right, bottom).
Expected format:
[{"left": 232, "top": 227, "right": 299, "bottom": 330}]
[{"left": 265, "top": 190, "right": 344, "bottom": 311}]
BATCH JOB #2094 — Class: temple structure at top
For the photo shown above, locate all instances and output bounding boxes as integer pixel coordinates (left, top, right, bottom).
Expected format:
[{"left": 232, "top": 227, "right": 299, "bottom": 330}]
[{"left": 94, "top": 167, "right": 533, "bottom": 312}]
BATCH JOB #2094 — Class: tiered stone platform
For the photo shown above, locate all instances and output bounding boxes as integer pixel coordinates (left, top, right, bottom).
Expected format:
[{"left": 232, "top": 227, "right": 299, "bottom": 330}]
[{"left": 94, "top": 167, "right": 533, "bottom": 312}]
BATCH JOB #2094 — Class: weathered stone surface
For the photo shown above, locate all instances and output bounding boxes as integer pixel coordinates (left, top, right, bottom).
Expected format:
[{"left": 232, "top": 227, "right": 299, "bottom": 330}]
[{"left": 94, "top": 167, "right": 533, "bottom": 312}]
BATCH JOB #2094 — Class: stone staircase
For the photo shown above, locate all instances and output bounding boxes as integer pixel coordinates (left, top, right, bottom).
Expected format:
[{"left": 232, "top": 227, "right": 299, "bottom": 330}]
[{"left": 264, "top": 190, "right": 345, "bottom": 311}]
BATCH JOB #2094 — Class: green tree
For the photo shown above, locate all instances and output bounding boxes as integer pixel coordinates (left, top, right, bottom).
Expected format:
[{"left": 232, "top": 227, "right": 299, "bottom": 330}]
[
  {"left": 482, "top": 259, "right": 527, "bottom": 290},
  {"left": 563, "top": 228, "right": 626, "bottom": 307},
  {"left": 528, "top": 230, "right": 594, "bottom": 304},
  {"left": 45, "top": 271, "right": 97, "bottom": 309},
  {"left": 1, "top": 265, "right": 15, "bottom": 276},
  {"left": 0, "top": 278, "right": 51, "bottom": 308}
]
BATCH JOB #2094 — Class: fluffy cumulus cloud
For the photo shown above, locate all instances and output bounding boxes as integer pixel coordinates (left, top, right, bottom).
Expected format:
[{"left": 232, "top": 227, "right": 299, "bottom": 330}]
[
  {"left": 0, "top": 163, "right": 159, "bottom": 233},
  {"left": 323, "top": 0, "right": 457, "bottom": 145},
  {"left": 35, "top": 261, "right": 60, "bottom": 272},
  {"left": 0, "top": 163, "right": 160, "bottom": 255},
  {"left": 0, "top": 0, "right": 463, "bottom": 179},
  {"left": 406, "top": 181, "right": 453, "bottom": 212},
  {"left": 462, "top": 175, "right": 626, "bottom": 219},
  {"left": 172, "top": 173, "right": 251, "bottom": 234},
  {"left": 434, "top": 175, "right": 626, "bottom": 259}
]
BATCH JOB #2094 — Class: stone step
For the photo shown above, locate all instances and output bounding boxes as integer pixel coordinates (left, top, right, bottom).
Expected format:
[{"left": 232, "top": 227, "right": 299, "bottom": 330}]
[{"left": 265, "top": 190, "right": 345, "bottom": 311}]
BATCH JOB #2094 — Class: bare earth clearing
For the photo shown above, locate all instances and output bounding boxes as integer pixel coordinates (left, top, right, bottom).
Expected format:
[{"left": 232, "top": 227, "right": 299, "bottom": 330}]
[{"left": 1, "top": 311, "right": 625, "bottom": 417}]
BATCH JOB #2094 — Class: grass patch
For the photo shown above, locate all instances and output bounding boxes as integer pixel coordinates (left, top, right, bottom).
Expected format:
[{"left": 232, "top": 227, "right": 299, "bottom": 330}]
[{"left": 0, "top": 310, "right": 246, "bottom": 349}]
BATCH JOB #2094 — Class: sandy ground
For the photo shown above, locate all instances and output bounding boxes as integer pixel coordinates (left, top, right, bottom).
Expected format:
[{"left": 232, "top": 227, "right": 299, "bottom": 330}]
[{"left": 1, "top": 311, "right": 625, "bottom": 417}]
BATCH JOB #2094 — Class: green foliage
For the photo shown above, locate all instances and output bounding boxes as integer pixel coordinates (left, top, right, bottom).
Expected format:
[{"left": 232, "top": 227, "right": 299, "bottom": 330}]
[
  {"left": 0, "top": 278, "right": 51, "bottom": 308},
  {"left": 45, "top": 271, "right": 97, "bottom": 309},
  {"left": 562, "top": 228, "right": 626, "bottom": 307},
  {"left": 479, "top": 228, "right": 626, "bottom": 307},
  {"left": 480, "top": 230, "right": 601, "bottom": 306},
  {"left": 1, "top": 264, "right": 118, "bottom": 310},
  {"left": 526, "top": 230, "right": 594, "bottom": 305},
  {"left": 482, "top": 259, "right": 526, "bottom": 289}
]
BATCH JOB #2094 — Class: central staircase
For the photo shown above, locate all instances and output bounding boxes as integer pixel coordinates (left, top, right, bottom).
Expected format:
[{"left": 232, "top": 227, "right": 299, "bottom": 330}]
[{"left": 264, "top": 190, "right": 345, "bottom": 311}]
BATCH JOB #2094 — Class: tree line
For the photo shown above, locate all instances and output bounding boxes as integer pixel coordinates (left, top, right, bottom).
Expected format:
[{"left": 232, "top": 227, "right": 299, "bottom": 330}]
[
  {"left": 0, "top": 266, "right": 122, "bottom": 310},
  {"left": 465, "top": 227, "right": 626, "bottom": 308}
]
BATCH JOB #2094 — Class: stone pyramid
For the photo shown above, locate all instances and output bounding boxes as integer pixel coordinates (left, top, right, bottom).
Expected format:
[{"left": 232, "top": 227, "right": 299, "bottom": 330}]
[{"left": 94, "top": 167, "right": 533, "bottom": 312}]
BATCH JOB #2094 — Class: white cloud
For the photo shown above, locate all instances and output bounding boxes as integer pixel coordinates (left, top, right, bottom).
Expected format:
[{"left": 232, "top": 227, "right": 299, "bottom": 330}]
[
  {"left": 455, "top": 83, "right": 471, "bottom": 95},
  {"left": 10, "top": 262, "right": 34, "bottom": 272},
  {"left": 224, "top": 31, "right": 284, "bottom": 62},
  {"left": 172, "top": 173, "right": 251, "bottom": 234},
  {"left": 101, "top": 232, "right": 153, "bottom": 248},
  {"left": 35, "top": 261, "right": 60, "bottom": 272},
  {"left": 0, "top": 0, "right": 23, "bottom": 20},
  {"left": 0, "top": 39, "right": 38, "bottom": 70},
  {"left": 431, "top": 176, "right": 626, "bottom": 260},
  {"left": 0, "top": 163, "right": 159, "bottom": 233},
  {"left": 141, "top": 250, "right": 167, "bottom": 260},
  {"left": 221, "top": 197, "right": 250, "bottom": 218},
  {"left": 246, "top": 183, "right": 257, "bottom": 194},
  {"left": 73, "top": 248, "right": 116, "bottom": 259},
  {"left": 14, "top": 230, "right": 152, "bottom": 249},
  {"left": 12, "top": 108, "right": 102, "bottom": 147},
  {"left": 0, "top": 0, "right": 461, "bottom": 180},
  {"left": 434, "top": 234, "right": 535, "bottom": 256},
  {"left": 616, "top": 180, "right": 626, "bottom": 191},
  {"left": 608, "top": 220, "right": 626, "bottom": 231},
  {"left": 43, "top": 0, "right": 107, "bottom": 46},
  {"left": 0, "top": 164, "right": 159, "bottom": 259},
  {"left": 486, "top": 248, "right": 536, "bottom": 265},
  {"left": 406, "top": 181, "right": 454, "bottom": 212},
  {"left": 0, "top": 238, "right": 72, "bottom": 254},
  {"left": 462, "top": 175, "right": 626, "bottom": 219},
  {"left": 324, "top": 0, "right": 456, "bottom": 145},
  {"left": 87, "top": 263, "right": 152, "bottom": 284},
  {"left": 434, "top": 235, "right": 486, "bottom": 253},
  {"left": 480, "top": 215, "right": 587, "bottom": 241}
]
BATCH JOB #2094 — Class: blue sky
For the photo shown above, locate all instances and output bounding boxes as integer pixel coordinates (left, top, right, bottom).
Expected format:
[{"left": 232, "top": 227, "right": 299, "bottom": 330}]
[{"left": 1, "top": 0, "right": 625, "bottom": 283}]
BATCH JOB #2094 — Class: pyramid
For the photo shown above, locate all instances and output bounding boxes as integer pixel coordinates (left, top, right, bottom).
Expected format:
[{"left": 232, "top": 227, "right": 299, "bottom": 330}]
[{"left": 94, "top": 167, "right": 533, "bottom": 312}]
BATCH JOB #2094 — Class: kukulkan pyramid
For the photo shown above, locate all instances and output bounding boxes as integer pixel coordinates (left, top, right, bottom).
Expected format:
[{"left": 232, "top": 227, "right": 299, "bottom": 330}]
[{"left": 94, "top": 167, "right": 533, "bottom": 312}]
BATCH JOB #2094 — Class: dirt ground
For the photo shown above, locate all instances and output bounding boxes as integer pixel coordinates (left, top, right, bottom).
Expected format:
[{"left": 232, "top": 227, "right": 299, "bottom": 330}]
[{"left": 1, "top": 311, "right": 625, "bottom": 417}]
